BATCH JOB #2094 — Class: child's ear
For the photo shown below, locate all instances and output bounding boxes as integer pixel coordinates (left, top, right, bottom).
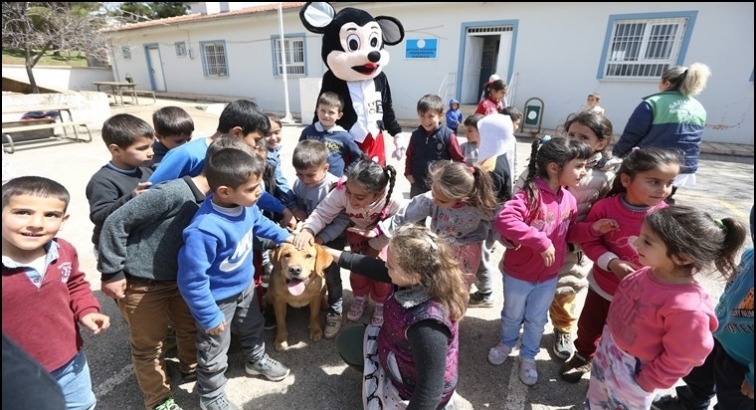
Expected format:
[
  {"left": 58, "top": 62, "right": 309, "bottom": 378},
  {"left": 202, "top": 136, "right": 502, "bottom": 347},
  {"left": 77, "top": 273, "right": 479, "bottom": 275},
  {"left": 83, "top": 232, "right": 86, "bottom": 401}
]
[
  {"left": 323, "top": 163, "right": 330, "bottom": 172},
  {"left": 57, "top": 214, "right": 71, "bottom": 231},
  {"left": 596, "top": 139, "right": 610, "bottom": 152},
  {"left": 547, "top": 162, "right": 559, "bottom": 176},
  {"left": 336, "top": 111, "right": 344, "bottom": 120},
  {"left": 229, "top": 126, "right": 244, "bottom": 138},
  {"left": 216, "top": 186, "right": 231, "bottom": 198},
  {"left": 672, "top": 253, "right": 693, "bottom": 266},
  {"left": 620, "top": 173, "right": 632, "bottom": 188},
  {"left": 108, "top": 144, "right": 122, "bottom": 155}
]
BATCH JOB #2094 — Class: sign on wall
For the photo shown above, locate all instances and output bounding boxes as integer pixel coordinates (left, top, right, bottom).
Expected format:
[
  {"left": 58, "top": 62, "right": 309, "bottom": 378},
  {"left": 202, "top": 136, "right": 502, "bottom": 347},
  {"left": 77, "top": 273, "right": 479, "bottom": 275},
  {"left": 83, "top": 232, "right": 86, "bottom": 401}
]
[{"left": 405, "top": 38, "right": 438, "bottom": 59}]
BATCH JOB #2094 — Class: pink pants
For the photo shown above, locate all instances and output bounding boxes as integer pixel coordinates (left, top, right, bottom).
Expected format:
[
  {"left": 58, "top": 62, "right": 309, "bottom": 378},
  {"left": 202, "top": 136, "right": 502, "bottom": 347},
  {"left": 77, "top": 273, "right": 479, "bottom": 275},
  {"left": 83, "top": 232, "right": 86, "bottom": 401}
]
[
  {"left": 452, "top": 242, "right": 483, "bottom": 290},
  {"left": 346, "top": 231, "right": 392, "bottom": 303}
]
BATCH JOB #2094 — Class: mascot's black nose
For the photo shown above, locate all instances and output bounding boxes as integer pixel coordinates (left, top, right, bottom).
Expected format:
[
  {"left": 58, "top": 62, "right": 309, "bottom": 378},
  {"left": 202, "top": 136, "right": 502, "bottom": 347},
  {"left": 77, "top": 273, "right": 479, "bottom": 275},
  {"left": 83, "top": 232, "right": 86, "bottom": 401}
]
[{"left": 367, "top": 51, "right": 381, "bottom": 63}]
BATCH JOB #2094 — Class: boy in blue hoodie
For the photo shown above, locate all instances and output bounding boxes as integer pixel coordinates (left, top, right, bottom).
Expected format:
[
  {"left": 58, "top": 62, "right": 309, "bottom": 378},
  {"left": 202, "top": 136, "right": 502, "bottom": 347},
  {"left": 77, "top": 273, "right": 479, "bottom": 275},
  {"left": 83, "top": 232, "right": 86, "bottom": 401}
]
[
  {"left": 446, "top": 98, "right": 463, "bottom": 134},
  {"left": 652, "top": 205, "right": 754, "bottom": 410},
  {"left": 177, "top": 148, "right": 294, "bottom": 410}
]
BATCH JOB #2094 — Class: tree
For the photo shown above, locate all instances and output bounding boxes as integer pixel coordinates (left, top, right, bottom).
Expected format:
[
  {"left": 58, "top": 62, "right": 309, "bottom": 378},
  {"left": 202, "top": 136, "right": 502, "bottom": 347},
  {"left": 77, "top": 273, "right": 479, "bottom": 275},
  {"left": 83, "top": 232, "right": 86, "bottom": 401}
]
[
  {"left": 119, "top": 2, "right": 190, "bottom": 22},
  {"left": 2, "top": 2, "right": 111, "bottom": 93}
]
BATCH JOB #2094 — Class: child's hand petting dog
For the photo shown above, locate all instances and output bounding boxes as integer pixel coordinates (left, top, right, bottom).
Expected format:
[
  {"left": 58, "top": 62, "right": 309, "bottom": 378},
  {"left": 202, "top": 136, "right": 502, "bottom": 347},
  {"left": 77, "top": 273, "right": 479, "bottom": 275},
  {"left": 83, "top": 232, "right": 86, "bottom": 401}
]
[{"left": 293, "top": 230, "right": 315, "bottom": 250}]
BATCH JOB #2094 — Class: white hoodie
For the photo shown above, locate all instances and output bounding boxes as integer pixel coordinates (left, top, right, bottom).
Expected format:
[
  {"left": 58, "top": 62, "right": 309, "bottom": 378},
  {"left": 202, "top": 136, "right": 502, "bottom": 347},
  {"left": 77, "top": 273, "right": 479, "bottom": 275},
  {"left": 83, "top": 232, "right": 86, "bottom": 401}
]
[{"left": 476, "top": 113, "right": 516, "bottom": 179}]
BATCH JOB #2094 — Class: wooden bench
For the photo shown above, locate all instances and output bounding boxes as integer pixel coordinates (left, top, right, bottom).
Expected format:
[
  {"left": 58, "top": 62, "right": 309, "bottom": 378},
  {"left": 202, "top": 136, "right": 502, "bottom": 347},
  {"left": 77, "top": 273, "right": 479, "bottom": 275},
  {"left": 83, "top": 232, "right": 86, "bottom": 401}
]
[
  {"left": 134, "top": 89, "right": 156, "bottom": 104},
  {"left": 2, "top": 119, "right": 93, "bottom": 153},
  {"left": 104, "top": 89, "right": 155, "bottom": 105}
]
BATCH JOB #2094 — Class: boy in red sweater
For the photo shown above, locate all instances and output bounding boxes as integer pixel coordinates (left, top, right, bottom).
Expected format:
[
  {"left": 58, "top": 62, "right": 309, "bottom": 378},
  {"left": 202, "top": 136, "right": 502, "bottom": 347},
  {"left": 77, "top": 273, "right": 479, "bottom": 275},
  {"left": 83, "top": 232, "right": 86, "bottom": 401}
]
[{"left": 2, "top": 176, "right": 110, "bottom": 410}]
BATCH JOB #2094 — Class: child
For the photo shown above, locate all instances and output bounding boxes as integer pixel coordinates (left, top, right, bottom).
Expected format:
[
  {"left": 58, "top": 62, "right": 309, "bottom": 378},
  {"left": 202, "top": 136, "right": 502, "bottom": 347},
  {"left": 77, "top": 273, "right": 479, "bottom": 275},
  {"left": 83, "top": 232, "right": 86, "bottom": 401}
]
[
  {"left": 489, "top": 137, "right": 617, "bottom": 386},
  {"left": 585, "top": 93, "right": 605, "bottom": 116},
  {"left": 327, "top": 225, "right": 468, "bottom": 410},
  {"left": 404, "top": 94, "right": 466, "bottom": 198},
  {"left": 475, "top": 78, "right": 508, "bottom": 116},
  {"left": 147, "top": 99, "right": 296, "bottom": 229},
  {"left": 446, "top": 98, "right": 463, "bottom": 134},
  {"left": 2, "top": 176, "right": 110, "bottom": 410},
  {"left": 299, "top": 92, "right": 364, "bottom": 178},
  {"left": 177, "top": 148, "right": 294, "bottom": 410},
  {"left": 502, "top": 106, "right": 522, "bottom": 133},
  {"left": 375, "top": 160, "right": 496, "bottom": 290},
  {"left": 652, "top": 205, "right": 755, "bottom": 410},
  {"left": 468, "top": 113, "right": 516, "bottom": 307},
  {"left": 263, "top": 114, "right": 297, "bottom": 213},
  {"left": 560, "top": 147, "right": 681, "bottom": 383},
  {"left": 294, "top": 159, "right": 403, "bottom": 326},
  {"left": 460, "top": 114, "right": 483, "bottom": 165},
  {"left": 586, "top": 206, "right": 746, "bottom": 410},
  {"left": 289, "top": 140, "right": 351, "bottom": 337},
  {"left": 549, "top": 111, "right": 619, "bottom": 360},
  {"left": 97, "top": 135, "right": 251, "bottom": 410},
  {"left": 151, "top": 106, "right": 194, "bottom": 170},
  {"left": 86, "top": 113, "right": 154, "bottom": 257}
]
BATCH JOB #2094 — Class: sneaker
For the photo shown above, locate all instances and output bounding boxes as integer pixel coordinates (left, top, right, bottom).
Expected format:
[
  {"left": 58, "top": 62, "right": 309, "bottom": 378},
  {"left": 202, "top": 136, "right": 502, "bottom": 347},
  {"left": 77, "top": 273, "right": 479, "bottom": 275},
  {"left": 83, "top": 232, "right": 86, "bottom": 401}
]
[
  {"left": 200, "top": 394, "right": 238, "bottom": 410},
  {"left": 487, "top": 342, "right": 512, "bottom": 365},
  {"left": 347, "top": 296, "right": 366, "bottom": 321},
  {"left": 651, "top": 395, "right": 691, "bottom": 410},
  {"left": 263, "top": 308, "right": 277, "bottom": 330},
  {"left": 519, "top": 358, "right": 538, "bottom": 385},
  {"left": 371, "top": 303, "right": 384, "bottom": 326},
  {"left": 559, "top": 354, "right": 592, "bottom": 383},
  {"left": 324, "top": 313, "right": 342, "bottom": 339},
  {"left": 245, "top": 353, "right": 290, "bottom": 382},
  {"left": 180, "top": 370, "right": 197, "bottom": 384},
  {"left": 552, "top": 330, "right": 574, "bottom": 360},
  {"left": 154, "top": 397, "right": 183, "bottom": 410},
  {"left": 468, "top": 291, "right": 494, "bottom": 308}
]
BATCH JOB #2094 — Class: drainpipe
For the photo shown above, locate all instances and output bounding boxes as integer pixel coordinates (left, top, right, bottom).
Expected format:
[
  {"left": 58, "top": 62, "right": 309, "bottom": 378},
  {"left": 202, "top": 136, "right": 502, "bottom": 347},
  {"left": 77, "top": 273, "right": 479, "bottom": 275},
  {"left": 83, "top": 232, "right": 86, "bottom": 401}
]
[{"left": 278, "top": 2, "right": 293, "bottom": 123}]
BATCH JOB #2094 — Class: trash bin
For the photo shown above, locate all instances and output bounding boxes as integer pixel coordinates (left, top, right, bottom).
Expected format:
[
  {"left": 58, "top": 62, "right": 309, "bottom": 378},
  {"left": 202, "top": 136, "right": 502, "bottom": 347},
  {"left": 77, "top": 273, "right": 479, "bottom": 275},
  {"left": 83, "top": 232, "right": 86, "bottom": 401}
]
[{"left": 522, "top": 97, "right": 545, "bottom": 137}]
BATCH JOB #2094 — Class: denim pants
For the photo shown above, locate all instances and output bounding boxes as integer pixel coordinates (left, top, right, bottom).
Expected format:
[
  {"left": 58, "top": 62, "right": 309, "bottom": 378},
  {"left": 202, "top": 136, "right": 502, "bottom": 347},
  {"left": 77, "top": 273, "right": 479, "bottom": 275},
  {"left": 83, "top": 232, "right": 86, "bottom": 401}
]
[
  {"left": 499, "top": 274, "right": 558, "bottom": 360},
  {"left": 194, "top": 280, "right": 265, "bottom": 400},
  {"left": 51, "top": 350, "right": 96, "bottom": 410}
]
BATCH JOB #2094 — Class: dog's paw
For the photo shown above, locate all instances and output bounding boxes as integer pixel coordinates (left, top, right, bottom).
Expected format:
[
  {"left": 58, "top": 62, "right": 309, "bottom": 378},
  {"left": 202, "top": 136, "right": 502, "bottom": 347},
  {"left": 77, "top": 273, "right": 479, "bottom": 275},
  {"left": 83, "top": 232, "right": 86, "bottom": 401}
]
[
  {"left": 274, "top": 339, "right": 289, "bottom": 351},
  {"left": 309, "top": 328, "right": 323, "bottom": 342}
]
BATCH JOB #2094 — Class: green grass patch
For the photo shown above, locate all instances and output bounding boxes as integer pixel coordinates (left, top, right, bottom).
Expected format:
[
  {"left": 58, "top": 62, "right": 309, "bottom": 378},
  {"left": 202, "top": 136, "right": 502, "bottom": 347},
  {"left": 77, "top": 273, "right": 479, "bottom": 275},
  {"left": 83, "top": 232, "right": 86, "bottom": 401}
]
[{"left": 2, "top": 48, "right": 89, "bottom": 67}]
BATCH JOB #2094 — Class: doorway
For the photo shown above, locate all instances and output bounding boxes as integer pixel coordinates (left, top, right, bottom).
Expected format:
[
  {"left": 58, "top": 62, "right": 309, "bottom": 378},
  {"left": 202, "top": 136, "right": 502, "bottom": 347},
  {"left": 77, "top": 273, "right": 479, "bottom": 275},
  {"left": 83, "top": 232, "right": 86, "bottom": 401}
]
[
  {"left": 458, "top": 24, "right": 515, "bottom": 104},
  {"left": 144, "top": 44, "right": 166, "bottom": 92}
]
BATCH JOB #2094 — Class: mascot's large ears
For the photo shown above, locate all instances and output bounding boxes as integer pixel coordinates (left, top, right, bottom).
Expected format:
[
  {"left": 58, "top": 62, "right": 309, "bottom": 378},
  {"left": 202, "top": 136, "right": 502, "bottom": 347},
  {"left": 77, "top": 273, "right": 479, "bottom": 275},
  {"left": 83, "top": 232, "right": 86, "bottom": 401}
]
[{"left": 300, "top": 2, "right": 405, "bottom": 45}]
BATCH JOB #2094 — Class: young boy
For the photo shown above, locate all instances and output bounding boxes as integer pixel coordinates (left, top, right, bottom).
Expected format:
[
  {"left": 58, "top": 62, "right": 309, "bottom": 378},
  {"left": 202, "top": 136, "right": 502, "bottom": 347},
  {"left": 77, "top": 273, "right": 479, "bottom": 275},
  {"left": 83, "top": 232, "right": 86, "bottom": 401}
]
[
  {"left": 461, "top": 114, "right": 483, "bottom": 165},
  {"left": 86, "top": 113, "right": 154, "bottom": 256},
  {"left": 148, "top": 100, "right": 295, "bottom": 229},
  {"left": 502, "top": 106, "right": 523, "bottom": 133},
  {"left": 290, "top": 140, "right": 350, "bottom": 337},
  {"left": 97, "top": 136, "right": 252, "bottom": 410},
  {"left": 586, "top": 93, "right": 605, "bottom": 116},
  {"left": 299, "top": 92, "right": 364, "bottom": 178},
  {"left": 177, "top": 148, "right": 294, "bottom": 410},
  {"left": 446, "top": 98, "right": 463, "bottom": 134},
  {"left": 151, "top": 106, "right": 194, "bottom": 170},
  {"left": 2, "top": 176, "right": 110, "bottom": 410},
  {"left": 404, "top": 94, "right": 466, "bottom": 198}
]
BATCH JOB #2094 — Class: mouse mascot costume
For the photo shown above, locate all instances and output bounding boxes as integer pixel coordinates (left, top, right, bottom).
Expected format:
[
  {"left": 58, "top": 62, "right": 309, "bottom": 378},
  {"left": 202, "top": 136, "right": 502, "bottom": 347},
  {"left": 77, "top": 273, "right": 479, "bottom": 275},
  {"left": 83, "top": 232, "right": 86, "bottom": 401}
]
[{"left": 300, "top": 2, "right": 406, "bottom": 165}]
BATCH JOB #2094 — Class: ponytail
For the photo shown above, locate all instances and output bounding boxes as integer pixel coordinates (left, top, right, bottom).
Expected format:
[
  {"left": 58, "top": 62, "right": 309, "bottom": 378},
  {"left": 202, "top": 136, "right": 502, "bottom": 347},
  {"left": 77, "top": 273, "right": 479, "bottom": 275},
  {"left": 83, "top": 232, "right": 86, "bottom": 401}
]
[
  {"left": 468, "top": 164, "right": 497, "bottom": 215},
  {"left": 716, "top": 218, "right": 748, "bottom": 280},
  {"left": 522, "top": 140, "right": 540, "bottom": 213},
  {"left": 368, "top": 164, "right": 396, "bottom": 228},
  {"left": 661, "top": 63, "right": 711, "bottom": 96},
  {"left": 428, "top": 161, "right": 496, "bottom": 216}
]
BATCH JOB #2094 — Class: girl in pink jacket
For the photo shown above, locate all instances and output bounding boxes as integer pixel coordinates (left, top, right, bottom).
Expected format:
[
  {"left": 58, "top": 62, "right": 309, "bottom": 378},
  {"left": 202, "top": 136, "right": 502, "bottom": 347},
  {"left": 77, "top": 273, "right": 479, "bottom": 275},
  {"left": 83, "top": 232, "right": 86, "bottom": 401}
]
[
  {"left": 489, "top": 137, "right": 617, "bottom": 386},
  {"left": 295, "top": 160, "right": 403, "bottom": 326}
]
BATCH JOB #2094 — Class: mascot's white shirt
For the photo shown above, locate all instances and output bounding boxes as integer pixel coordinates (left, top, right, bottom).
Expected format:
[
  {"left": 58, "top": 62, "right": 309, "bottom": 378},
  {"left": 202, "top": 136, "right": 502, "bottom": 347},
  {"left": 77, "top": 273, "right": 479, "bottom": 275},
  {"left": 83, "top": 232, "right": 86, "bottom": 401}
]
[{"left": 348, "top": 80, "right": 382, "bottom": 143}]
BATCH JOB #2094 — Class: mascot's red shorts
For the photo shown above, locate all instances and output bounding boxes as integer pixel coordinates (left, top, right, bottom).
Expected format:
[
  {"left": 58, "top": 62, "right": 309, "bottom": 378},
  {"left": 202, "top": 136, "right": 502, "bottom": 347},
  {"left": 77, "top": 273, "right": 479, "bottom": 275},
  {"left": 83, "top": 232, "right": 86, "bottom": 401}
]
[{"left": 357, "top": 131, "right": 386, "bottom": 166}]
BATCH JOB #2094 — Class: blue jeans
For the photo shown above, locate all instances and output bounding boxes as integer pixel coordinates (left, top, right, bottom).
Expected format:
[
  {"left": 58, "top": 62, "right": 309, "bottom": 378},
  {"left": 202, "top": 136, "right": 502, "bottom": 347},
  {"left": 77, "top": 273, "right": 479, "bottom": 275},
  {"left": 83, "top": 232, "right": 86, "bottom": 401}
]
[
  {"left": 499, "top": 274, "right": 558, "bottom": 360},
  {"left": 51, "top": 350, "right": 96, "bottom": 410}
]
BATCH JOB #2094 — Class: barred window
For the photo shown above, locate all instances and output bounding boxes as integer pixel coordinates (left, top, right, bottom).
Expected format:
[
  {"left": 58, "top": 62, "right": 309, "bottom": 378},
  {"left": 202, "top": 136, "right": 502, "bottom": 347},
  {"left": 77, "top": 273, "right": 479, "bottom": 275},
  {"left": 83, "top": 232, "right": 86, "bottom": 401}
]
[
  {"left": 603, "top": 17, "right": 689, "bottom": 79},
  {"left": 273, "top": 37, "right": 306, "bottom": 76},
  {"left": 175, "top": 42, "right": 187, "bottom": 57},
  {"left": 121, "top": 46, "right": 131, "bottom": 60},
  {"left": 200, "top": 41, "right": 228, "bottom": 77}
]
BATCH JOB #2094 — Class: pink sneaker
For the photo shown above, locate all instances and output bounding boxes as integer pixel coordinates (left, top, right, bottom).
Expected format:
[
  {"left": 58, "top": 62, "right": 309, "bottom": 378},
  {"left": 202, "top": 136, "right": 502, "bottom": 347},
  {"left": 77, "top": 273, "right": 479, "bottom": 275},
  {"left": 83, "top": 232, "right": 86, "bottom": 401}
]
[
  {"left": 347, "top": 296, "right": 366, "bottom": 321},
  {"left": 371, "top": 303, "right": 384, "bottom": 326}
]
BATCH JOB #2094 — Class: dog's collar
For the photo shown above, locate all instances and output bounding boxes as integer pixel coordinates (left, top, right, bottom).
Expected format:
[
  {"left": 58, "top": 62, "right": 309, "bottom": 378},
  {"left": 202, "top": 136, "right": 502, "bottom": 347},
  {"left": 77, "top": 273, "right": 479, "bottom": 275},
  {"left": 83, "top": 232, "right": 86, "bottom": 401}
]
[{"left": 393, "top": 286, "right": 430, "bottom": 308}]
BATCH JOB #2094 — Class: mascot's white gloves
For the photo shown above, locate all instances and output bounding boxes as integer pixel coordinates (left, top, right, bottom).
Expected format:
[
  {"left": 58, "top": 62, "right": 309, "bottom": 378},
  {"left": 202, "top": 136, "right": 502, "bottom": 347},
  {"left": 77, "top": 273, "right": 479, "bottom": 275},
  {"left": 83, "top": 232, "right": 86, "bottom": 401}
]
[{"left": 392, "top": 134, "right": 407, "bottom": 160}]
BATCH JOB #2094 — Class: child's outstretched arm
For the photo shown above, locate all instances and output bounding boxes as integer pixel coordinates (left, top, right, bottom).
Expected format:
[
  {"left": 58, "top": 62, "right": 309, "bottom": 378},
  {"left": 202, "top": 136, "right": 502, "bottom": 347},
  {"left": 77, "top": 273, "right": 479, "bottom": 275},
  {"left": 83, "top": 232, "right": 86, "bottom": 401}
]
[
  {"left": 177, "top": 230, "right": 224, "bottom": 331},
  {"left": 372, "top": 194, "right": 431, "bottom": 239},
  {"left": 321, "top": 246, "right": 391, "bottom": 283},
  {"left": 298, "top": 187, "right": 348, "bottom": 244},
  {"left": 62, "top": 242, "right": 110, "bottom": 334},
  {"left": 580, "top": 200, "right": 639, "bottom": 279},
  {"left": 251, "top": 206, "right": 293, "bottom": 245}
]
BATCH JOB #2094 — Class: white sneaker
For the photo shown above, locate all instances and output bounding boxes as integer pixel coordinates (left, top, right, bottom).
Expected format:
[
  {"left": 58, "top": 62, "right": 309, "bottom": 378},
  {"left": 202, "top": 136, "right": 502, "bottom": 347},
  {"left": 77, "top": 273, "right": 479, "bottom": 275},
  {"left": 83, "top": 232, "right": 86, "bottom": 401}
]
[
  {"left": 347, "top": 297, "right": 366, "bottom": 321},
  {"left": 371, "top": 303, "right": 384, "bottom": 326},
  {"left": 324, "top": 313, "right": 342, "bottom": 339},
  {"left": 487, "top": 342, "right": 512, "bottom": 365},
  {"left": 519, "top": 358, "right": 538, "bottom": 385}
]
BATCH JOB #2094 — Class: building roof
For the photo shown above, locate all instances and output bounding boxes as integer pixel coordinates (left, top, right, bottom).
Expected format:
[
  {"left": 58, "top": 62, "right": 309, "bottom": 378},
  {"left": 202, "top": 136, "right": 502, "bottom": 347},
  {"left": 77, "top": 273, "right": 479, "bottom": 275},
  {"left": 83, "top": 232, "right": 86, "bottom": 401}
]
[{"left": 104, "top": 2, "right": 306, "bottom": 33}]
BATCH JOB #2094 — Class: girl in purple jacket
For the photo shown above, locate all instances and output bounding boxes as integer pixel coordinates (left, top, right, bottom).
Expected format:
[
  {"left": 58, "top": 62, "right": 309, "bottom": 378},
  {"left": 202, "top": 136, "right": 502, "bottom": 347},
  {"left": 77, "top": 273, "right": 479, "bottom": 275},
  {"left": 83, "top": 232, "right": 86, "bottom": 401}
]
[{"left": 489, "top": 137, "right": 617, "bottom": 385}]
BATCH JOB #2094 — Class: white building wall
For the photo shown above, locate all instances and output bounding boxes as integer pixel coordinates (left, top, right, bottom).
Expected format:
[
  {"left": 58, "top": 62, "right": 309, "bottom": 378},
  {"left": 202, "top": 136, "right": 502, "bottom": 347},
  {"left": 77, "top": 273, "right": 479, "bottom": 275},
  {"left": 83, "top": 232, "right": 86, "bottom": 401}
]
[{"left": 109, "top": 2, "right": 754, "bottom": 144}]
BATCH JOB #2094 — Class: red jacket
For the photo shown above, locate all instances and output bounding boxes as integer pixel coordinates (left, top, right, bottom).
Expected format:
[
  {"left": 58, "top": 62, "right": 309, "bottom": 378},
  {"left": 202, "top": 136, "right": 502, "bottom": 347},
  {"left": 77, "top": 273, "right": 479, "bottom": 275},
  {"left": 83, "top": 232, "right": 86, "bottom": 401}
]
[{"left": 2, "top": 239, "right": 100, "bottom": 372}]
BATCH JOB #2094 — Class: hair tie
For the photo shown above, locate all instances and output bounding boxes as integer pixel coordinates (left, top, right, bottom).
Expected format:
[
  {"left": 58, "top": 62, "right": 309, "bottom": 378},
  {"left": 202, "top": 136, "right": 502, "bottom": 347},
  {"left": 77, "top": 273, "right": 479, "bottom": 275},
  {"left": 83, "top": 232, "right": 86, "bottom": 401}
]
[
  {"left": 540, "top": 135, "right": 551, "bottom": 145},
  {"left": 424, "top": 234, "right": 438, "bottom": 251},
  {"left": 631, "top": 146, "right": 641, "bottom": 152},
  {"left": 468, "top": 166, "right": 476, "bottom": 174},
  {"left": 715, "top": 219, "right": 725, "bottom": 230}
]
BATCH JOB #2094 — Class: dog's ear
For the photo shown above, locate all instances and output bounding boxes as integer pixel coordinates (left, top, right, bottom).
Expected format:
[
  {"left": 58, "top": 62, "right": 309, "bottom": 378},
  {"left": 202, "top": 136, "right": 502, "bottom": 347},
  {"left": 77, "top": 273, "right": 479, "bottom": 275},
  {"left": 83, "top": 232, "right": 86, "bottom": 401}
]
[
  {"left": 270, "top": 245, "right": 283, "bottom": 273},
  {"left": 313, "top": 244, "right": 334, "bottom": 275}
]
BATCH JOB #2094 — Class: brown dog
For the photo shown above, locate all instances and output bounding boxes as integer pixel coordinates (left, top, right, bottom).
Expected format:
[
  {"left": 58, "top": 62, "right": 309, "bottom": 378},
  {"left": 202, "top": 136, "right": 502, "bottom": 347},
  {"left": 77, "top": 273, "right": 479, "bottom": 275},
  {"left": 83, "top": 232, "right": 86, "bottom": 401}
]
[{"left": 268, "top": 242, "right": 333, "bottom": 351}]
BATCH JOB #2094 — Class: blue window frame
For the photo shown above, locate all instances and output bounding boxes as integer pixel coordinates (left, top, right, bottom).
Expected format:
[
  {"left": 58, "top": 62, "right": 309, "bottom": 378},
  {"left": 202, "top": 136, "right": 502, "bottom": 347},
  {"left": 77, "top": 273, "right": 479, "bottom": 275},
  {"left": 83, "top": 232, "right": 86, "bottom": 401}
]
[
  {"left": 199, "top": 40, "right": 228, "bottom": 78},
  {"left": 597, "top": 11, "right": 697, "bottom": 79},
  {"left": 270, "top": 33, "right": 307, "bottom": 77}
]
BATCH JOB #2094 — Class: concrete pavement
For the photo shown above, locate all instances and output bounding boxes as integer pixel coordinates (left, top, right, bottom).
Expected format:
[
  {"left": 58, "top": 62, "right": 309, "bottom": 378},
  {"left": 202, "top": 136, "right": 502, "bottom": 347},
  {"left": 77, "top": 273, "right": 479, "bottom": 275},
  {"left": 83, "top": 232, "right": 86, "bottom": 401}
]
[{"left": 4, "top": 97, "right": 752, "bottom": 410}]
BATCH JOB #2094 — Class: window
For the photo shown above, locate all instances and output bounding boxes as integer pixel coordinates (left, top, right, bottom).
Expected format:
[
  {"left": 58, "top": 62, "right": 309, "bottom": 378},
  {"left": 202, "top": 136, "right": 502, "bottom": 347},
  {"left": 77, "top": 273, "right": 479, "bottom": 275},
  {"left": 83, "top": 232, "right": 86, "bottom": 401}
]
[
  {"left": 122, "top": 46, "right": 132, "bottom": 60},
  {"left": 175, "top": 41, "right": 187, "bottom": 57},
  {"left": 272, "top": 36, "right": 306, "bottom": 76},
  {"left": 200, "top": 41, "right": 228, "bottom": 77},
  {"left": 598, "top": 12, "right": 697, "bottom": 79}
]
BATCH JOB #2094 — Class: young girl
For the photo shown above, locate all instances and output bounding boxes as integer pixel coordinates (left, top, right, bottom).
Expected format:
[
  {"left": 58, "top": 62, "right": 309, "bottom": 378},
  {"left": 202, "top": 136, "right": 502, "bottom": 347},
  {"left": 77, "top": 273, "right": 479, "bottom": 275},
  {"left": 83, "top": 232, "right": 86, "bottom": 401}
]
[
  {"left": 586, "top": 205, "right": 747, "bottom": 410},
  {"left": 294, "top": 159, "right": 402, "bottom": 326},
  {"left": 326, "top": 225, "right": 468, "bottom": 410},
  {"left": 362, "top": 160, "right": 497, "bottom": 290},
  {"left": 560, "top": 147, "right": 682, "bottom": 383},
  {"left": 490, "top": 137, "right": 617, "bottom": 386},
  {"left": 475, "top": 78, "right": 508, "bottom": 116},
  {"left": 549, "top": 112, "right": 621, "bottom": 360},
  {"left": 460, "top": 114, "right": 483, "bottom": 165}
]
